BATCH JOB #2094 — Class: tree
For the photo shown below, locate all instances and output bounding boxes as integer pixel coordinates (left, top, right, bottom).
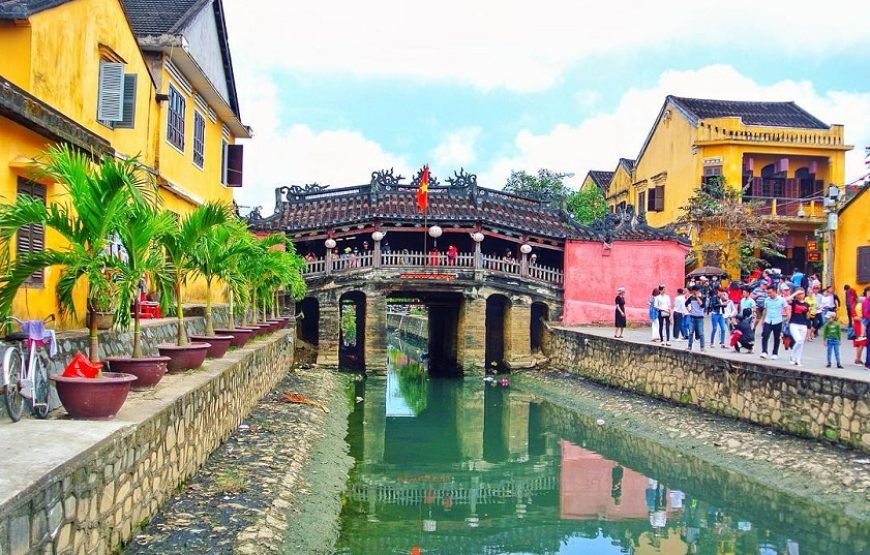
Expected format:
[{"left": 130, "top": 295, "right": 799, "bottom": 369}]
[
  {"left": 677, "top": 177, "right": 786, "bottom": 276},
  {"left": 567, "top": 186, "right": 608, "bottom": 225},
  {"left": 0, "top": 145, "right": 155, "bottom": 362},
  {"left": 503, "top": 169, "right": 570, "bottom": 198}
]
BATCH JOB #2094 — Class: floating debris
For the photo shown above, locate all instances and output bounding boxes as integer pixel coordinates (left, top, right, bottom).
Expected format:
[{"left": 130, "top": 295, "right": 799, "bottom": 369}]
[{"left": 282, "top": 391, "right": 330, "bottom": 413}]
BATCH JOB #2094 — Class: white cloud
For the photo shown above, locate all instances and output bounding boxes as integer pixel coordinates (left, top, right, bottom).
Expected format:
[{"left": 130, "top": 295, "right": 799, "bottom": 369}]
[
  {"left": 224, "top": 0, "right": 870, "bottom": 92},
  {"left": 431, "top": 127, "right": 481, "bottom": 168},
  {"left": 232, "top": 74, "right": 410, "bottom": 213},
  {"left": 479, "top": 65, "right": 870, "bottom": 189}
]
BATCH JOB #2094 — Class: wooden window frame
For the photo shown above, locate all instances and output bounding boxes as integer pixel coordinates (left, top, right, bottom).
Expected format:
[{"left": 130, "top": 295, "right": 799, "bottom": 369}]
[
  {"left": 193, "top": 111, "right": 205, "bottom": 168},
  {"left": 858, "top": 246, "right": 870, "bottom": 284},
  {"left": 167, "top": 84, "right": 186, "bottom": 151},
  {"left": 16, "top": 178, "right": 46, "bottom": 287}
]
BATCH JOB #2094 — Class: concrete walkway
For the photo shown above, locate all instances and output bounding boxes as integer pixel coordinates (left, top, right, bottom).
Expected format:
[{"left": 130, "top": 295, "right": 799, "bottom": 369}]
[{"left": 562, "top": 324, "right": 870, "bottom": 384}]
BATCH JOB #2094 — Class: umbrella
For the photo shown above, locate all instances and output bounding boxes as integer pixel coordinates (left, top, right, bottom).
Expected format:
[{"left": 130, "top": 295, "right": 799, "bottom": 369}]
[{"left": 687, "top": 266, "right": 728, "bottom": 277}]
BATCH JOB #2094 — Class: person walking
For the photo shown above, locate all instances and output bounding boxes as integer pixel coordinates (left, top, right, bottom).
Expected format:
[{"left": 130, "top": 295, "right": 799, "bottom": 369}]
[
  {"left": 787, "top": 288, "right": 811, "bottom": 366},
  {"left": 822, "top": 312, "right": 844, "bottom": 369},
  {"left": 649, "top": 287, "right": 661, "bottom": 341},
  {"left": 755, "top": 287, "right": 789, "bottom": 360},
  {"left": 708, "top": 289, "right": 728, "bottom": 349},
  {"left": 614, "top": 287, "right": 627, "bottom": 338},
  {"left": 854, "top": 294, "right": 866, "bottom": 365},
  {"left": 739, "top": 287, "right": 756, "bottom": 321},
  {"left": 845, "top": 284, "right": 858, "bottom": 321},
  {"left": 673, "top": 288, "right": 687, "bottom": 341},
  {"left": 685, "top": 286, "right": 706, "bottom": 352},
  {"left": 655, "top": 285, "right": 672, "bottom": 345}
]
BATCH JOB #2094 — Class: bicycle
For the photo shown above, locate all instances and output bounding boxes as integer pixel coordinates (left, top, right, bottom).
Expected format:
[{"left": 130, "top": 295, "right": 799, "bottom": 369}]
[{"left": 1, "top": 314, "right": 55, "bottom": 422}]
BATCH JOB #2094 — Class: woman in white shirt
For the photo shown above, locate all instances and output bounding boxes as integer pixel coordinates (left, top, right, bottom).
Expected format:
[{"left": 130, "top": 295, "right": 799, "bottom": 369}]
[
  {"left": 673, "top": 288, "right": 687, "bottom": 341},
  {"left": 654, "top": 286, "right": 673, "bottom": 345}
]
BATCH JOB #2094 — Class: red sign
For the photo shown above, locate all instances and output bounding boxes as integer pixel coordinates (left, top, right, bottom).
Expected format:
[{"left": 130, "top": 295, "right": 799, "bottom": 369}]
[
  {"left": 399, "top": 273, "right": 457, "bottom": 280},
  {"left": 807, "top": 241, "right": 818, "bottom": 251},
  {"left": 807, "top": 251, "right": 821, "bottom": 262}
]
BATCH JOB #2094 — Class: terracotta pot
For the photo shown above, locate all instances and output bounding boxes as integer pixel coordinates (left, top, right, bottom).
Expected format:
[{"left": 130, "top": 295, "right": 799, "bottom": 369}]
[
  {"left": 157, "top": 343, "right": 211, "bottom": 373},
  {"left": 214, "top": 328, "right": 254, "bottom": 348},
  {"left": 50, "top": 372, "right": 137, "bottom": 419},
  {"left": 189, "top": 335, "right": 233, "bottom": 358},
  {"left": 105, "top": 356, "right": 170, "bottom": 390},
  {"left": 89, "top": 311, "right": 115, "bottom": 331}
]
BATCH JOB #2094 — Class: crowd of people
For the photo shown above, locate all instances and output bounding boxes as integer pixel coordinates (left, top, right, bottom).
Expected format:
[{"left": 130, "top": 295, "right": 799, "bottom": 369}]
[{"left": 615, "top": 269, "right": 870, "bottom": 370}]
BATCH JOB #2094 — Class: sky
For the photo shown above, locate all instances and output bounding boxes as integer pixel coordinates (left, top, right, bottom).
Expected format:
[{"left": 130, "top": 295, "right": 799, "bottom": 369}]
[{"left": 223, "top": 0, "right": 870, "bottom": 214}]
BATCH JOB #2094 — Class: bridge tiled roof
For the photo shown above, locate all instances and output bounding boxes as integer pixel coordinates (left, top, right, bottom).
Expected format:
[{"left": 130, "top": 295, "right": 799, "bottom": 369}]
[{"left": 246, "top": 169, "right": 688, "bottom": 244}]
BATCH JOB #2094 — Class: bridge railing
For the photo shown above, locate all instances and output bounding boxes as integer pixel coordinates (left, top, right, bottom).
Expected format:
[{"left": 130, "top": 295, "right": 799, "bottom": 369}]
[{"left": 302, "top": 251, "right": 563, "bottom": 285}]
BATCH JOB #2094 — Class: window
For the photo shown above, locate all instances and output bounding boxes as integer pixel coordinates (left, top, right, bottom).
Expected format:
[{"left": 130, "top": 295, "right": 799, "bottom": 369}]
[
  {"left": 637, "top": 191, "right": 647, "bottom": 214},
  {"left": 97, "top": 59, "right": 137, "bottom": 128},
  {"left": 650, "top": 185, "right": 664, "bottom": 212},
  {"left": 858, "top": 246, "right": 870, "bottom": 283},
  {"left": 167, "top": 85, "right": 186, "bottom": 150},
  {"left": 16, "top": 178, "right": 46, "bottom": 287},
  {"left": 220, "top": 140, "right": 228, "bottom": 184},
  {"left": 115, "top": 74, "right": 137, "bottom": 129},
  {"left": 193, "top": 111, "right": 205, "bottom": 168},
  {"left": 225, "top": 144, "right": 244, "bottom": 187},
  {"left": 702, "top": 165, "right": 722, "bottom": 186}
]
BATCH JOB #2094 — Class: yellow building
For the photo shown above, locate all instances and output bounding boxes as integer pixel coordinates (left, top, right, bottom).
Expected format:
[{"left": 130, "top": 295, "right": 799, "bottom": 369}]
[
  {"left": 580, "top": 170, "right": 613, "bottom": 195},
  {"left": 0, "top": 0, "right": 250, "bottom": 323},
  {"left": 602, "top": 96, "right": 852, "bottom": 275},
  {"left": 603, "top": 158, "right": 635, "bottom": 212},
  {"left": 834, "top": 185, "right": 870, "bottom": 318}
]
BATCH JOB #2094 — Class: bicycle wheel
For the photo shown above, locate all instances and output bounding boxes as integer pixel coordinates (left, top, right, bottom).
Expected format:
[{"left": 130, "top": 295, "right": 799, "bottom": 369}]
[
  {"left": 30, "top": 351, "right": 50, "bottom": 419},
  {"left": 3, "top": 347, "right": 24, "bottom": 422}
]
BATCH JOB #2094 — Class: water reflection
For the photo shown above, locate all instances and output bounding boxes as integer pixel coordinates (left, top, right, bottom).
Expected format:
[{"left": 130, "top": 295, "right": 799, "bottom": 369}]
[{"left": 335, "top": 338, "right": 869, "bottom": 555}]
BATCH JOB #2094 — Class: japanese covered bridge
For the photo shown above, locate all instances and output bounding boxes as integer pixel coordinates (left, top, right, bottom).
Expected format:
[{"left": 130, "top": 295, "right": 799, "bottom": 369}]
[{"left": 247, "top": 168, "right": 688, "bottom": 374}]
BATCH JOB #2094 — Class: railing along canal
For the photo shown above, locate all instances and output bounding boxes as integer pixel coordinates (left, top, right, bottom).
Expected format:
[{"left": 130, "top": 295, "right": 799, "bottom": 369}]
[{"left": 303, "top": 250, "right": 563, "bottom": 285}]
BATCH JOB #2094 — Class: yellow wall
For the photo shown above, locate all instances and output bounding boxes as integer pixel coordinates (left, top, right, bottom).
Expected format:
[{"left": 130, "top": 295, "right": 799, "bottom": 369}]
[
  {"left": 0, "top": 21, "right": 32, "bottom": 86},
  {"left": 606, "top": 163, "right": 634, "bottom": 210},
  {"left": 835, "top": 189, "right": 870, "bottom": 321}
]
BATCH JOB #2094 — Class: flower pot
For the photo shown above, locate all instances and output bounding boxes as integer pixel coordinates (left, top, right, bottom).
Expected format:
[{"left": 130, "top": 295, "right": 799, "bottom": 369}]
[
  {"left": 216, "top": 328, "right": 255, "bottom": 348},
  {"left": 50, "top": 372, "right": 137, "bottom": 419},
  {"left": 89, "top": 311, "right": 115, "bottom": 330},
  {"left": 266, "top": 319, "right": 282, "bottom": 332},
  {"left": 105, "top": 356, "right": 171, "bottom": 390},
  {"left": 157, "top": 343, "right": 211, "bottom": 373},
  {"left": 189, "top": 335, "right": 233, "bottom": 358},
  {"left": 249, "top": 324, "right": 269, "bottom": 336}
]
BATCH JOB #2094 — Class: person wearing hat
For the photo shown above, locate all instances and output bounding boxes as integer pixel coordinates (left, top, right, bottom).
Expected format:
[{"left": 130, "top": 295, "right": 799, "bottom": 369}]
[
  {"left": 614, "top": 287, "right": 626, "bottom": 338},
  {"left": 822, "top": 311, "right": 844, "bottom": 368}
]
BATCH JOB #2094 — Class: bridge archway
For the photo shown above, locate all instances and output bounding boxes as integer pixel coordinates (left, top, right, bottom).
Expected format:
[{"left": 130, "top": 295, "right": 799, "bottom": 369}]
[
  {"left": 530, "top": 302, "right": 549, "bottom": 353},
  {"left": 485, "top": 294, "right": 512, "bottom": 372},
  {"left": 296, "top": 297, "right": 319, "bottom": 345},
  {"left": 339, "top": 291, "right": 366, "bottom": 371}
]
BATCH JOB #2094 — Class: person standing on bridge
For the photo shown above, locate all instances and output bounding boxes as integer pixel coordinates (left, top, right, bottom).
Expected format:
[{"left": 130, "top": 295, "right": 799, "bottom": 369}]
[
  {"left": 614, "top": 287, "right": 626, "bottom": 338},
  {"left": 685, "top": 286, "right": 706, "bottom": 352},
  {"left": 446, "top": 244, "right": 458, "bottom": 266},
  {"left": 654, "top": 285, "right": 672, "bottom": 345}
]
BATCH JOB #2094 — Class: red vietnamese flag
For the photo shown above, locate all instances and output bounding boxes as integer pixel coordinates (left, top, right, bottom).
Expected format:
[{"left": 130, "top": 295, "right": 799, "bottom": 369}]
[{"left": 416, "top": 165, "right": 429, "bottom": 212}]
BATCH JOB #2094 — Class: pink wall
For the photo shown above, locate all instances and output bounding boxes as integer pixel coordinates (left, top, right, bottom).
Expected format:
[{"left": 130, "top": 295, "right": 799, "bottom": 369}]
[{"left": 562, "top": 239, "right": 689, "bottom": 326}]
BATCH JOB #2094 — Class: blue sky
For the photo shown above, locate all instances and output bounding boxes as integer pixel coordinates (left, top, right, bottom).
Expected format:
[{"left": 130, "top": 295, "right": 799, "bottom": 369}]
[{"left": 223, "top": 0, "right": 870, "bottom": 213}]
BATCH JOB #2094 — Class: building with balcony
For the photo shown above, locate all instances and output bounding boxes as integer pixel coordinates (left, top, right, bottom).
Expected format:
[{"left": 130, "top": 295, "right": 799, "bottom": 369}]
[
  {"left": 601, "top": 95, "right": 853, "bottom": 276},
  {"left": 0, "top": 0, "right": 249, "bottom": 323}
]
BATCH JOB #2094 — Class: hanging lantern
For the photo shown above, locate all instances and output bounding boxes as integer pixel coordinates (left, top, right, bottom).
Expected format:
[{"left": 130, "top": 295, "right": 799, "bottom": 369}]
[
  {"left": 372, "top": 231, "right": 385, "bottom": 242},
  {"left": 325, "top": 238, "right": 336, "bottom": 249},
  {"left": 471, "top": 231, "right": 484, "bottom": 243},
  {"left": 520, "top": 243, "right": 532, "bottom": 254},
  {"left": 428, "top": 225, "right": 443, "bottom": 238}
]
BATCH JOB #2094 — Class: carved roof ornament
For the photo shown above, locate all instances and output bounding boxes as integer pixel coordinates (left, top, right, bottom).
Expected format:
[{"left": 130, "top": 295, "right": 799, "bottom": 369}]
[
  {"left": 275, "top": 183, "right": 329, "bottom": 206},
  {"left": 410, "top": 167, "right": 440, "bottom": 188},
  {"left": 446, "top": 168, "right": 478, "bottom": 189},
  {"left": 370, "top": 168, "right": 405, "bottom": 191}
]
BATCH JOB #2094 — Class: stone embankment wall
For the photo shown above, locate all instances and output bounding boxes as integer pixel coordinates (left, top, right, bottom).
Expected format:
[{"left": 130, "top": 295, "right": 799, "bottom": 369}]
[
  {"left": 546, "top": 328, "right": 870, "bottom": 451},
  {"left": 386, "top": 313, "right": 427, "bottom": 341},
  {"left": 0, "top": 321, "right": 294, "bottom": 555}
]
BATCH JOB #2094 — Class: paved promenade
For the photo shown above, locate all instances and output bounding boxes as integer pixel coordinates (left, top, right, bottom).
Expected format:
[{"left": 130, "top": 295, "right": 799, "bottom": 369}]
[{"left": 564, "top": 324, "right": 870, "bottom": 383}]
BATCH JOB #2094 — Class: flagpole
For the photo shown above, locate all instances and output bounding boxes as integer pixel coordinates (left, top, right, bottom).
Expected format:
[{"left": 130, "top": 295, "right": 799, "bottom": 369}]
[{"left": 423, "top": 204, "right": 428, "bottom": 267}]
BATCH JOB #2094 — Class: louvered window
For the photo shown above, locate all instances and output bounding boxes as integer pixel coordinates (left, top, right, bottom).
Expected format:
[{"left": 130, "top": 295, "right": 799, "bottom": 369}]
[
  {"left": 114, "top": 74, "right": 137, "bottom": 129},
  {"left": 226, "top": 144, "right": 244, "bottom": 187},
  {"left": 167, "top": 85, "right": 186, "bottom": 150},
  {"left": 858, "top": 246, "right": 870, "bottom": 283},
  {"left": 220, "top": 140, "right": 228, "bottom": 184},
  {"left": 193, "top": 111, "right": 205, "bottom": 168},
  {"left": 16, "top": 178, "right": 46, "bottom": 287},
  {"left": 637, "top": 191, "right": 646, "bottom": 214},
  {"left": 97, "top": 61, "right": 124, "bottom": 122}
]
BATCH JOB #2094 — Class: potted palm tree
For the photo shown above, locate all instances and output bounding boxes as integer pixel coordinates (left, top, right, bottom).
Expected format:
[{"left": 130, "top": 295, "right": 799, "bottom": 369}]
[
  {"left": 186, "top": 219, "right": 250, "bottom": 358},
  {"left": 212, "top": 221, "right": 256, "bottom": 347},
  {"left": 105, "top": 202, "right": 174, "bottom": 389},
  {"left": 0, "top": 145, "right": 141, "bottom": 419},
  {"left": 156, "top": 202, "right": 229, "bottom": 372}
]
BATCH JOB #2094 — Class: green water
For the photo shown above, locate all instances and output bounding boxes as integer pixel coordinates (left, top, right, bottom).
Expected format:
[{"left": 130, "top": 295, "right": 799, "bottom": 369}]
[{"left": 334, "top": 338, "right": 869, "bottom": 555}]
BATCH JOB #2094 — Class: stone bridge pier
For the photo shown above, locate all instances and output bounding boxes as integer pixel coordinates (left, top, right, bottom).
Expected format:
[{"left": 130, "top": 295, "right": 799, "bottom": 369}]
[{"left": 301, "top": 280, "right": 561, "bottom": 375}]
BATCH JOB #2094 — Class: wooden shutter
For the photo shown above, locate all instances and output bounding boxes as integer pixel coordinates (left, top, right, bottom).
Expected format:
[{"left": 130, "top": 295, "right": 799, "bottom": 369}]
[
  {"left": 114, "top": 74, "right": 137, "bottom": 129},
  {"left": 16, "top": 178, "right": 46, "bottom": 286},
  {"left": 654, "top": 185, "right": 664, "bottom": 211},
  {"left": 858, "top": 246, "right": 870, "bottom": 283},
  {"left": 226, "top": 144, "right": 244, "bottom": 187},
  {"left": 637, "top": 191, "right": 646, "bottom": 214},
  {"left": 97, "top": 61, "right": 125, "bottom": 122}
]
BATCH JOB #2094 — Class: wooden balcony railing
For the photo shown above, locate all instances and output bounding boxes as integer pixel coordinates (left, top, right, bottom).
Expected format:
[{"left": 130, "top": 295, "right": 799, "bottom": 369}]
[
  {"left": 742, "top": 196, "right": 825, "bottom": 219},
  {"left": 303, "top": 250, "right": 563, "bottom": 285}
]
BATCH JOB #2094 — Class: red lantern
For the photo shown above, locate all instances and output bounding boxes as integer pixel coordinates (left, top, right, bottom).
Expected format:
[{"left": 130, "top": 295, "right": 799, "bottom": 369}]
[{"left": 411, "top": 548, "right": 421, "bottom": 555}]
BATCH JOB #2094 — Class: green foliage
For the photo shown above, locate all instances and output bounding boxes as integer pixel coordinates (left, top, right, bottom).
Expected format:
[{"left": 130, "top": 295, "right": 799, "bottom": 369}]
[
  {"left": 566, "top": 186, "right": 608, "bottom": 225},
  {"left": 340, "top": 302, "right": 357, "bottom": 346},
  {"left": 503, "top": 169, "right": 570, "bottom": 198},
  {"left": 677, "top": 177, "right": 786, "bottom": 275}
]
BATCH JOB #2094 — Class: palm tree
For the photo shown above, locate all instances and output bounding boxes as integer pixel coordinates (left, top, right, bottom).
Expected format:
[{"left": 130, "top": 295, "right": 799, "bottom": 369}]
[
  {"left": 0, "top": 145, "right": 155, "bottom": 362},
  {"left": 114, "top": 203, "right": 175, "bottom": 357},
  {"left": 158, "top": 202, "right": 230, "bottom": 346},
  {"left": 189, "top": 218, "right": 253, "bottom": 336},
  {"left": 236, "top": 234, "right": 306, "bottom": 325}
]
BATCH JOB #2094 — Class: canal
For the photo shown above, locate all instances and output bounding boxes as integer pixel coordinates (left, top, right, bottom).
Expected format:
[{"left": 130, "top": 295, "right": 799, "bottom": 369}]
[{"left": 334, "top": 334, "right": 870, "bottom": 555}]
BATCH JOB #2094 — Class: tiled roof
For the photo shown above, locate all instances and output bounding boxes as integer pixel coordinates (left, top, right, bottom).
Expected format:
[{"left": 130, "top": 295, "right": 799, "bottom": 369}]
[
  {"left": 668, "top": 95, "right": 829, "bottom": 129},
  {"left": 119, "top": 0, "right": 206, "bottom": 35},
  {"left": 618, "top": 158, "right": 635, "bottom": 172},
  {"left": 250, "top": 184, "right": 595, "bottom": 240},
  {"left": 0, "top": 0, "right": 72, "bottom": 19},
  {"left": 585, "top": 170, "right": 613, "bottom": 191}
]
